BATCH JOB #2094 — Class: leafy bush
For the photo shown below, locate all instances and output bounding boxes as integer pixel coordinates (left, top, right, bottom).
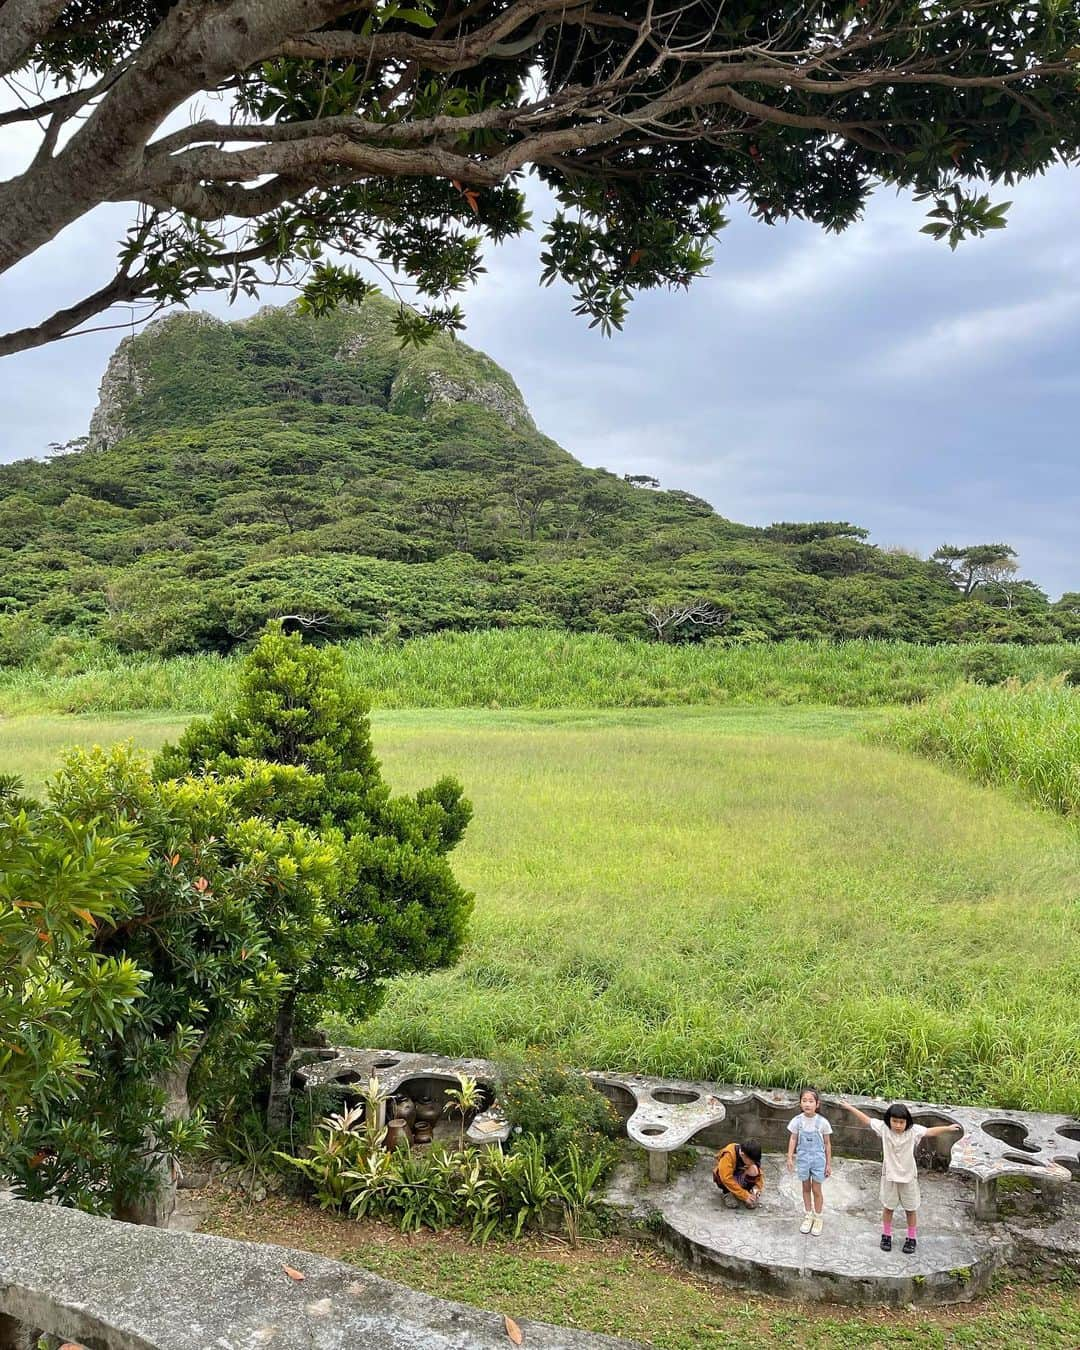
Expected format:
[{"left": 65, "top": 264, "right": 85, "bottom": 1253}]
[
  {"left": 498, "top": 1047, "right": 621, "bottom": 1169},
  {"left": 958, "top": 645, "right": 1016, "bottom": 686},
  {"left": 279, "top": 1108, "right": 611, "bottom": 1243}
]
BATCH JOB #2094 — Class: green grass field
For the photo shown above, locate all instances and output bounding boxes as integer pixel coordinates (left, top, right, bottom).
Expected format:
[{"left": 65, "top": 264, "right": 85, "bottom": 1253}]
[{"left": 5, "top": 705, "right": 1077, "bottom": 1113}]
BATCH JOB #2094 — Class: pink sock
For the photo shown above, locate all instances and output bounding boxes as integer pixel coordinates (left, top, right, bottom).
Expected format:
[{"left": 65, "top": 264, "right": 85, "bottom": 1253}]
[
  {"left": 882, "top": 1221, "right": 892, "bottom": 1236},
  {"left": 907, "top": 1225, "right": 916, "bottom": 1239}
]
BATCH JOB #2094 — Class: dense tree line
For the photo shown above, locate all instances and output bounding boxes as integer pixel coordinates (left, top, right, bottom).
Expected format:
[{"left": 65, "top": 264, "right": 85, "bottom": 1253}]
[{"left": 0, "top": 302, "right": 1074, "bottom": 663}]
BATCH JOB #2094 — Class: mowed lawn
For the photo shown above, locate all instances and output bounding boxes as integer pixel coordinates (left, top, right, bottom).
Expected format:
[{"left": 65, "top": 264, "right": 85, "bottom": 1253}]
[{"left": 2, "top": 707, "right": 1077, "bottom": 1112}]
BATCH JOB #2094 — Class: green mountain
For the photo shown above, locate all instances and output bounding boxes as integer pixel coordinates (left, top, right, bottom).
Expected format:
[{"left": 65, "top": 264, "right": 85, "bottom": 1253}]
[{"left": 0, "top": 297, "right": 1069, "bottom": 660}]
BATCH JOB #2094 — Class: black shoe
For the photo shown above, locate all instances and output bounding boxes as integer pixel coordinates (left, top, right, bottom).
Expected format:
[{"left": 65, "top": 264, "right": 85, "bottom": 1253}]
[
  {"left": 902, "top": 1237, "right": 917, "bottom": 1254},
  {"left": 880, "top": 1234, "right": 892, "bottom": 1252}
]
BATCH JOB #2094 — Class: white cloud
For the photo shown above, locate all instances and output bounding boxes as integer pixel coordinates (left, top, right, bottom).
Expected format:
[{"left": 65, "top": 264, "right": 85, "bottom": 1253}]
[{"left": 876, "top": 291, "right": 1080, "bottom": 381}]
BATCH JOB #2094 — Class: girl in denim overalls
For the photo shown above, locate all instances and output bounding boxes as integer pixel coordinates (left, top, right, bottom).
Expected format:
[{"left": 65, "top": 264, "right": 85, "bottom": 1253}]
[{"left": 786, "top": 1087, "right": 832, "bottom": 1235}]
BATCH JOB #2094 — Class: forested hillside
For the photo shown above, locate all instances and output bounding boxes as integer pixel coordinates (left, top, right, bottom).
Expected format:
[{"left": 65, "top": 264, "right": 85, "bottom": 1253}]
[{"left": 0, "top": 296, "right": 1074, "bottom": 661}]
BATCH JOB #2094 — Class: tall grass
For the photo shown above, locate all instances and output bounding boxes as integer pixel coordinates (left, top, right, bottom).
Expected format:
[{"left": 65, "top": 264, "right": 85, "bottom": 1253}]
[
  {"left": 334, "top": 712, "right": 1078, "bottom": 1114},
  {"left": 3, "top": 705, "right": 1077, "bottom": 1110},
  {"left": 0, "top": 631, "right": 1075, "bottom": 714},
  {"left": 876, "top": 679, "right": 1080, "bottom": 821}
]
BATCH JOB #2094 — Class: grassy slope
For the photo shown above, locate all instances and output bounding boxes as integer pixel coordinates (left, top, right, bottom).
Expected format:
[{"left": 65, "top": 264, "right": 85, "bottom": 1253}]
[
  {"left": 8, "top": 707, "right": 1074, "bottom": 1111},
  {"left": 352, "top": 710, "right": 1079, "bottom": 1112}
]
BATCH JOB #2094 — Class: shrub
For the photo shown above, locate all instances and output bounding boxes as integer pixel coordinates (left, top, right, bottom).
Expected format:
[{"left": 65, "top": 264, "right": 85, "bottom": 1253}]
[
  {"left": 498, "top": 1047, "right": 621, "bottom": 1169},
  {"left": 278, "top": 1108, "right": 611, "bottom": 1242},
  {"left": 958, "top": 645, "right": 1016, "bottom": 686}
]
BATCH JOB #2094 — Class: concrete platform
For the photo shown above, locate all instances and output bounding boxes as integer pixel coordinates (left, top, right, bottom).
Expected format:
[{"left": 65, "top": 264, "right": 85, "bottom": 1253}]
[
  {"left": 611, "top": 1153, "right": 1008, "bottom": 1306},
  {"left": 298, "top": 1048, "right": 1078, "bottom": 1304}
]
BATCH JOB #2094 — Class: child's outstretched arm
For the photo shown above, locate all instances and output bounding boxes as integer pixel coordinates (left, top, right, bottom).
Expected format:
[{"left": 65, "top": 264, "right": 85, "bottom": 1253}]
[
  {"left": 786, "top": 1131, "right": 796, "bottom": 1173},
  {"left": 825, "top": 1132, "right": 832, "bottom": 1178},
  {"left": 923, "top": 1122, "right": 964, "bottom": 1139},
  {"left": 838, "top": 1099, "right": 874, "bottom": 1127}
]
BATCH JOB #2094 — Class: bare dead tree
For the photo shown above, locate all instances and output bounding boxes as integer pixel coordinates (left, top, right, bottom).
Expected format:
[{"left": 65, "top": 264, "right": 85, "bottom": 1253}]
[{"left": 644, "top": 600, "right": 729, "bottom": 642}]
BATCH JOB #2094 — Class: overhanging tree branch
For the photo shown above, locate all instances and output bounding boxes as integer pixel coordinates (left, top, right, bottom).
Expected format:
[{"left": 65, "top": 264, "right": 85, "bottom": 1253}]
[{"left": 1, "top": 0, "right": 1079, "bottom": 356}]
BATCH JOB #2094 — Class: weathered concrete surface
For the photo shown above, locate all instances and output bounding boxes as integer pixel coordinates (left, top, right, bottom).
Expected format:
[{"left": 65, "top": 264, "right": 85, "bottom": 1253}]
[
  {"left": 587, "top": 1071, "right": 726, "bottom": 1160},
  {"left": 608, "top": 1153, "right": 1007, "bottom": 1306},
  {"left": 298, "top": 1048, "right": 1079, "bottom": 1208},
  {"left": 295, "top": 1048, "right": 1079, "bottom": 1304},
  {"left": 298, "top": 1051, "right": 728, "bottom": 1164},
  {"left": 0, "top": 1197, "right": 643, "bottom": 1350}
]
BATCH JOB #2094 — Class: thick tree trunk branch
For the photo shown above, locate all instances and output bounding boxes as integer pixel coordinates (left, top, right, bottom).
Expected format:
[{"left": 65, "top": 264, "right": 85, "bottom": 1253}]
[
  {"left": 0, "top": 0, "right": 369, "bottom": 275},
  {"left": 266, "top": 989, "right": 298, "bottom": 1134},
  {"left": 0, "top": 0, "right": 70, "bottom": 77}
]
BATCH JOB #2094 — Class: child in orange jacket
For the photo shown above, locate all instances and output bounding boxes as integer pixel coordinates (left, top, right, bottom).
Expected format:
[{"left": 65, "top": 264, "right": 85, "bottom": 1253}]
[{"left": 712, "top": 1140, "right": 764, "bottom": 1208}]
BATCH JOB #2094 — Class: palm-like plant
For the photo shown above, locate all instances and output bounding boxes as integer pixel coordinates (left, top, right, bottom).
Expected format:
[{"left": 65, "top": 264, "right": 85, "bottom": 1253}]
[{"left": 443, "top": 1074, "right": 482, "bottom": 1151}]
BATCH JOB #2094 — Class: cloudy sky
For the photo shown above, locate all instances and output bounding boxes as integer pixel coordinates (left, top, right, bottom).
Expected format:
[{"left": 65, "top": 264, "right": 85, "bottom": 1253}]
[{"left": 1, "top": 158, "right": 1077, "bottom": 596}]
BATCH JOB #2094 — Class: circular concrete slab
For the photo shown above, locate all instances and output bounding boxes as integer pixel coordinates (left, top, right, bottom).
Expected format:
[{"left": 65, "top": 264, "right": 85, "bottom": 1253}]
[{"left": 647, "top": 1155, "right": 1005, "bottom": 1306}]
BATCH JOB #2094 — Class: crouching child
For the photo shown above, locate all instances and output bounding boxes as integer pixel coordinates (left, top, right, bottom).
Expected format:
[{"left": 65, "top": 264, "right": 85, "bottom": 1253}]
[{"left": 713, "top": 1140, "right": 764, "bottom": 1208}]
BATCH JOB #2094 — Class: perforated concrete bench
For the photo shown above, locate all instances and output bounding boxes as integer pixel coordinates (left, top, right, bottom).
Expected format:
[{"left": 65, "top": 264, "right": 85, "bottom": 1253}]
[
  {"left": 295, "top": 1048, "right": 727, "bottom": 1179},
  {"left": 299, "top": 1049, "right": 1079, "bottom": 1219},
  {"left": 586, "top": 1070, "right": 727, "bottom": 1181}
]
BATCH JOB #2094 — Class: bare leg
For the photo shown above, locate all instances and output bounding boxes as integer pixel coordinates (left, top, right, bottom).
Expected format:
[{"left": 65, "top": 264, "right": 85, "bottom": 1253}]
[
  {"left": 811, "top": 1180, "right": 824, "bottom": 1213},
  {"left": 801, "top": 1180, "right": 813, "bottom": 1212}
]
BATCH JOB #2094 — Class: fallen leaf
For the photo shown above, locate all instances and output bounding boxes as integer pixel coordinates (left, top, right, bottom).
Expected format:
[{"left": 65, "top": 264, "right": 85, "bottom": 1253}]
[
  {"left": 73, "top": 907, "right": 97, "bottom": 928},
  {"left": 463, "top": 189, "right": 480, "bottom": 213},
  {"left": 504, "top": 1314, "right": 523, "bottom": 1344},
  {"left": 169, "top": 853, "right": 180, "bottom": 867},
  {"left": 193, "top": 876, "right": 210, "bottom": 893},
  {"left": 283, "top": 1265, "right": 306, "bottom": 1281}
]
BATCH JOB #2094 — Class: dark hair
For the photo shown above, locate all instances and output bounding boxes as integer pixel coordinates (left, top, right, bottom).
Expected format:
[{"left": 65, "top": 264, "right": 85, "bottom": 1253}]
[
  {"left": 741, "top": 1140, "right": 763, "bottom": 1165},
  {"left": 883, "top": 1102, "right": 914, "bottom": 1131},
  {"left": 799, "top": 1087, "right": 821, "bottom": 1105}
]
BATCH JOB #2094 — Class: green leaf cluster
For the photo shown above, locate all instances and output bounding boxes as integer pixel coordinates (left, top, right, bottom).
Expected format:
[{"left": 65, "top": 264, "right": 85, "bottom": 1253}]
[
  {"left": 281, "top": 1119, "right": 611, "bottom": 1243},
  {"left": 0, "top": 626, "right": 472, "bottom": 1217}
]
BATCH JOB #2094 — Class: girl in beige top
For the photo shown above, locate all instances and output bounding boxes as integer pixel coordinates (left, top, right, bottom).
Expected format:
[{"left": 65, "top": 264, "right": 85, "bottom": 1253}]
[{"left": 840, "top": 1100, "right": 962, "bottom": 1253}]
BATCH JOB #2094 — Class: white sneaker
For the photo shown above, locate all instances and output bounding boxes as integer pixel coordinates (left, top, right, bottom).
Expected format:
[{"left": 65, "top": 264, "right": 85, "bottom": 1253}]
[
  {"left": 811, "top": 1214, "right": 824, "bottom": 1236},
  {"left": 799, "top": 1213, "right": 814, "bottom": 1234}
]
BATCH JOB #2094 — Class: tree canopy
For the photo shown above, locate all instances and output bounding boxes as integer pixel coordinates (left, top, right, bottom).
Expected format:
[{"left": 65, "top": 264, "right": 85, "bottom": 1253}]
[
  {"left": 2, "top": 0, "right": 1080, "bottom": 354},
  {"left": 0, "top": 627, "right": 473, "bottom": 1222}
]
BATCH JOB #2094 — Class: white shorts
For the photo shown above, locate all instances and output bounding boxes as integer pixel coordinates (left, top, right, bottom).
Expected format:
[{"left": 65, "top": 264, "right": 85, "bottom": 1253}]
[{"left": 880, "top": 1175, "right": 921, "bottom": 1212}]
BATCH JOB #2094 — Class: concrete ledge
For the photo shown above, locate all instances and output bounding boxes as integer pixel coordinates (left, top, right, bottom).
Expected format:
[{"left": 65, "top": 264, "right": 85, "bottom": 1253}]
[
  {"left": 0, "top": 1198, "right": 642, "bottom": 1350},
  {"left": 297, "top": 1048, "right": 1080, "bottom": 1211}
]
